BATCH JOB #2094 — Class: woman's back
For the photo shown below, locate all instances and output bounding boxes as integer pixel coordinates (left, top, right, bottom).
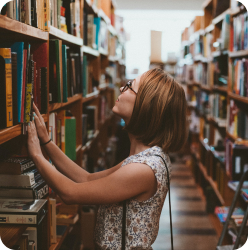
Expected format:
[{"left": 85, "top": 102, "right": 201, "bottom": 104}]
[{"left": 94, "top": 146, "right": 171, "bottom": 250}]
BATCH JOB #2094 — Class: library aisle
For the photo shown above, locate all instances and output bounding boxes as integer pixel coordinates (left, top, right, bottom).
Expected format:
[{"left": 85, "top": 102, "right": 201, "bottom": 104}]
[{"left": 153, "top": 154, "right": 218, "bottom": 250}]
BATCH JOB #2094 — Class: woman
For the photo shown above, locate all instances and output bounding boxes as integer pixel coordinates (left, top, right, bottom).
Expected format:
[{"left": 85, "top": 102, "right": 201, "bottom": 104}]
[{"left": 27, "top": 68, "right": 188, "bottom": 249}]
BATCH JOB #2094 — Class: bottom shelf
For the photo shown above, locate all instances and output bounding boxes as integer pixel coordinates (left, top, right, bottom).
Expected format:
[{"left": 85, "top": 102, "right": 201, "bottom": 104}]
[
  {"left": 0, "top": 224, "right": 28, "bottom": 248},
  {"left": 49, "top": 225, "right": 71, "bottom": 250}
]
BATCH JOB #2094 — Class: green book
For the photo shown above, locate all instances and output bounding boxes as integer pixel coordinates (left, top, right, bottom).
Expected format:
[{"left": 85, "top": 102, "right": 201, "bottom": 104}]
[
  {"left": 82, "top": 55, "right": 88, "bottom": 97},
  {"left": 65, "top": 117, "right": 76, "bottom": 161},
  {"left": 62, "top": 45, "right": 68, "bottom": 103}
]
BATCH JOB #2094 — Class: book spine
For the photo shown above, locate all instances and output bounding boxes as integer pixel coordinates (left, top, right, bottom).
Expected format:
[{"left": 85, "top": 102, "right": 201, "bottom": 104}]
[
  {"left": 41, "top": 67, "right": 47, "bottom": 114},
  {"left": 0, "top": 172, "right": 35, "bottom": 187},
  {"left": 31, "top": 0, "right": 37, "bottom": 27},
  {"left": 0, "top": 214, "right": 37, "bottom": 224},
  {"left": 20, "top": 160, "right": 35, "bottom": 173},
  {"left": 24, "top": 60, "right": 34, "bottom": 123},
  {"left": 44, "top": 0, "right": 50, "bottom": 31},
  {"left": 21, "top": 49, "right": 27, "bottom": 123},
  {"left": 0, "top": 48, "right": 13, "bottom": 128},
  {"left": 7, "top": 1, "right": 14, "bottom": 19},
  {"left": 62, "top": 45, "right": 68, "bottom": 103},
  {"left": 11, "top": 52, "right": 18, "bottom": 125},
  {"left": 35, "top": 183, "right": 49, "bottom": 199}
]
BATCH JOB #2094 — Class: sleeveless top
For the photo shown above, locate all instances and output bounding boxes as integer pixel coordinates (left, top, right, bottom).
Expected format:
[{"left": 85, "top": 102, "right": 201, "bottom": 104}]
[{"left": 94, "top": 146, "right": 171, "bottom": 250}]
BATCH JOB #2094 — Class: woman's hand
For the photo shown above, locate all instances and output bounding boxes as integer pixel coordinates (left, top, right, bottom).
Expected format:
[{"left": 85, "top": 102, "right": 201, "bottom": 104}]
[
  {"left": 27, "top": 120, "right": 43, "bottom": 160},
  {"left": 33, "top": 103, "right": 50, "bottom": 144}
]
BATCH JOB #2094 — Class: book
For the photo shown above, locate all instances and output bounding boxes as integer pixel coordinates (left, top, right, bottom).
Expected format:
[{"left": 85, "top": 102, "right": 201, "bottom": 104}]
[
  {"left": 40, "top": 67, "right": 47, "bottom": 114},
  {"left": 0, "top": 157, "right": 35, "bottom": 175},
  {"left": 0, "top": 172, "right": 35, "bottom": 188},
  {"left": 56, "top": 213, "right": 79, "bottom": 225},
  {"left": 21, "top": 48, "right": 27, "bottom": 123},
  {"left": 11, "top": 52, "right": 18, "bottom": 125},
  {"left": 0, "top": 48, "right": 13, "bottom": 129},
  {"left": 0, "top": 179, "right": 49, "bottom": 199},
  {"left": 49, "top": 112, "right": 57, "bottom": 143},
  {"left": 62, "top": 44, "right": 68, "bottom": 102},
  {"left": 0, "top": 199, "right": 47, "bottom": 225},
  {"left": 94, "top": 17, "right": 101, "bottom": 50},
  {"left": 215, "top": 206, "right": 245, "bottom": 223},
  {"left": 49, "top": 198, "right": 57, "bottom": 243},
  {"left": 65, "top": 116, "right": 76, "bottom": 161}
]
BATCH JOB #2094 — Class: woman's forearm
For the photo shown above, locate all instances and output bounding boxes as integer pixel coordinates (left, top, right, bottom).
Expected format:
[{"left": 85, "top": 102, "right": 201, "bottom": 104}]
[{"left": 41, "top": 140, "right": 90, "bottom": 183}]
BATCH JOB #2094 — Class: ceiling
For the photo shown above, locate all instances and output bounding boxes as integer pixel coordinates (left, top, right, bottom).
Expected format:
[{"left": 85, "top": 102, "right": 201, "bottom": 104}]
[{"left": 115, "top": 0, "right": 204, "bottom": 10}]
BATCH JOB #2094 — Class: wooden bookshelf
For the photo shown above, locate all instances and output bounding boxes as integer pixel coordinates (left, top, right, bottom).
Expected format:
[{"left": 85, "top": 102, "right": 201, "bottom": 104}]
[
  {"left": 0, "top": 225, "right": 28, "bottom": 249},
  {"left": 228, "top": 92, "right": 248, "bottom": 105},
  {"left": 99, "top": 47, "right": 108, "bottom": 56},
  {"left": 0, "top": 114, "right": 48, "bottom": 145},
  {"left": 82, "top": 130, "right": 100, "bottom": 154},
  {"left": 200, "top": 85, "right": 212, "bottom": 92},
  {"left": 212, "top": 8, "right": 231, "bottom": 25},
  {"left": 49, "top": 225, "right": 71, "bottom": 250},
  {"left": 0, "top": 15, "right": 48, "bottom": 41},
  {"left": 49, "top": 26, "right": 83, "bottom": 46},
  {"left": 82, "top": 91, "right": 100, "bottom": 103},
  {"left": 83, "top": 46, "right": 100, "bottom": 57},
  {"left": 229, "top": 50, "right": 248, "bottom": 58},
  {"left": 49, "top": 94, "right": 83, "bottom": 113},
  {"left": 205, "top": 24, "right": 214, "bottom": 33},
  {"left": 212, "top": 86, "right": 228, "bottom": 94}
]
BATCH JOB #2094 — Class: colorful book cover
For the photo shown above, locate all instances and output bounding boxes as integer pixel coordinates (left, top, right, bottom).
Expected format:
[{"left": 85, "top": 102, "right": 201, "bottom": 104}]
[
  {"left": 62, "top": 45, "right": 68, "bottom": 103},
  {"left": 0, "top": 48, "right": 13, "bottom": 128},
  {"left": 65, "top": 116, "right": 76, "bottom": 161}
]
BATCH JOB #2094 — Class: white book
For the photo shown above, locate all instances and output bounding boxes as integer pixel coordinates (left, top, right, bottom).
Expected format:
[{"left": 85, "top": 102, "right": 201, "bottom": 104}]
[
  {"left": 0, "top": 214, "right": 37, "bottom": 224},
  {"left": 25, "top": 0, "right": 31, "bottom": 25},
  {"left": 0, "top": 172, "right": 35, "bottom": 187},
  {"left": 7, "top": 1, "right": 14, "bottom": 19},
  {"left": 49, "top": 112, "right": 56, "bottom": 143}
]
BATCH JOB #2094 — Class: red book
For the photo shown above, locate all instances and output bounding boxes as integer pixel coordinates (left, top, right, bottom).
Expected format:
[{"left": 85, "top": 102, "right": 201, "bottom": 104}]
[
  {"left": 31, "top": 43, "right": 48, "bottom": 112},
  {"left": 21, "top": 49, "right": 27, "bottom": 123}
]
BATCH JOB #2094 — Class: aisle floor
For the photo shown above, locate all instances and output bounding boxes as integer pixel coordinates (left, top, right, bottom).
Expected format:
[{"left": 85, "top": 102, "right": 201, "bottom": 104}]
[{"left": 152, "top": 155, "right": 219, "bottom": 250}]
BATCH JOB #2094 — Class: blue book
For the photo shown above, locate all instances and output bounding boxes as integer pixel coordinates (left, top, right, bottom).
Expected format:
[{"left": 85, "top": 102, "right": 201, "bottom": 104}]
[
  {"left": 62, "top": 45, "right": 68, "bottom": 103},
  {"left": 94, "top": 17, "right": 101, "bottom": 50},
  {"left": 10, "top": 43, "right": 24, "bottom": 123}
]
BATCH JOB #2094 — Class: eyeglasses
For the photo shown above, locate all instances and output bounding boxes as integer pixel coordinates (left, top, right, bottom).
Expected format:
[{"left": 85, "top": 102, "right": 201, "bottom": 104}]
[{"left": 121, "top": 81, "right": 137, "bottom": 95}]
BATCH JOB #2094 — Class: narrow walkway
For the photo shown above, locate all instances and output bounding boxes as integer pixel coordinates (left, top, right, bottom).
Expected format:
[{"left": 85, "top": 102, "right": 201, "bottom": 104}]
[{"left": 152, "top": 155, "right": 218, "bottom": 250}]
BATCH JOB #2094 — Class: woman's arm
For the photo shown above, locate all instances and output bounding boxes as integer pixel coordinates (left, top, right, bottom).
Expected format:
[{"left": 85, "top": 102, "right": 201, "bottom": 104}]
[
  {"left": 27, "top": 121, "right": 156, "bottom": 205},
  {"left": 33, "top": 103, "right": 122, "bottom": 182}
]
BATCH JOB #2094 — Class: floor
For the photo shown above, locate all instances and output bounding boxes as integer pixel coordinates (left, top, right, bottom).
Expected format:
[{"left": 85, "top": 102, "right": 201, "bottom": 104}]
[{"left": 152, "top": 155, "right": 219, "bottom": 250}]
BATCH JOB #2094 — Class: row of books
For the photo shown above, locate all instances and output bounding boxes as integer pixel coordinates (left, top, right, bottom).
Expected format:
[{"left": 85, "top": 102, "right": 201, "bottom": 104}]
[
  {"left": 49, "top": 39, "right": 82, "bottom": 103},
  {"left": 227, "top": 100, "right": 248, "bottom": 139},
  {"left": 2, "top": 0, "right": 49, "bottom": 31},
  {"left": 83, "top": 14, "right": 108, "bottom": 51},
  {"left": 231, "top": 12, "right": 248, "bottom": 52},
  {"left": 0, "top": 42, "right": 47, "bottom": 129},
  {"left": 226, "top": 139, "right": 248, "bottom": 181},
  {"left": 49, "top": 111, "right": 76, "bottom": 161},
  {"left": 215, "top": 206, "right": 245, "bottom": 225},
  {"left": 209, "top": 93, "right": 227, "bottom": 121},
  {"left": 231, "top": 59, "right": 248, "bottom": 97},
  {"left": 2, "top": 0, "right": 81, "bottom": 36}
]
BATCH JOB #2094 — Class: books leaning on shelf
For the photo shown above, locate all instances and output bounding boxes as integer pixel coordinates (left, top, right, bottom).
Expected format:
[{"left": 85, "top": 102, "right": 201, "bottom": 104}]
[
  {"left": 215, "top": 206, "right": 245, "bottom": 223},
  {"left": 0, "top": 41, "right": 48, "bottom": 129}
]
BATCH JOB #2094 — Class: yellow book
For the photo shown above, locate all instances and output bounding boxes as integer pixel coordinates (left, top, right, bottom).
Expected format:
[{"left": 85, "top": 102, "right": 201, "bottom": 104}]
[{"left": 0, "top": 48, "right": 13, "bottom": 128}]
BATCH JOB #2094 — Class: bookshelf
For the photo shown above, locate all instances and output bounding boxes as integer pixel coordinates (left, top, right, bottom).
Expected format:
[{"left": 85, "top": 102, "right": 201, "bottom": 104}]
[
  {"left": 177, "top": 0, "right": 248, "bottom": 244},
  {"left": 0, "top": 0, "right": 126, "bottom": 249}
]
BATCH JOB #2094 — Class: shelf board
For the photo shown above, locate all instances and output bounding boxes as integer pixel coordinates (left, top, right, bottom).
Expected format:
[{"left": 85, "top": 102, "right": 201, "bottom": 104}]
[
  {"left": 198, "top": 161, "right": 225, "bottom": 205},
  {"left": 205, "top": 24, "right": 214, "bottom": 33},
  {"left": 228, "top": 92, "right": 248, "bottom": 105},
  {"left": 212, "top": 8, "right": 231, "bottom": 25},
  {"left": 0, "top": 224, "right": 28, "bottom": 249},
  {"left": 231, "top": 6, "right": 247, "bottom": 16},
  {"left": 209, "top": 116, "right": 227, "bottom": 128},
  {"left": 76, "top": 144, "right": 82, "bottom": 153},
  {"left": 200, "top": 85, "right": 212, "bottom": 92},
  {"left": 108, "top": 25, "right": 117, "bottom": 36},
  {"left": 212, "top": 86, "right": 228, "bottom": 93},
  {"left": 83, "top": 46, "right": 100, "bottom": 57},
  {"left": 99, "top": 47, "right": 108, "bottom": 56},
  {"left": 226, "top": 131, "right": 248, "bottom": 145},
  {"left": 49, "top": 94, "right": 82, "bottom": 113},
  {"left": 99, "top": 84, "right": 109, "bottom": 91},
  {"left": 98, "top": 9, "right": 111, "bottom": 25},
  {"left": 202, "top": 0, "right": 212, "bottom": 8},
  {"left": 229, "top": 50, "right": 248, "bottom": 58},
  {"left": 82, "top": 91, "right": 100, "bottom": 103},
  {"left": 194, "top": 55, "right": 211, "bottom": 63},
  {"left": 0, "top": 15, "right": 48, "bottom": 41},
  {"left": 49, "top": 26, "right": 83, "bottom": 46},
  {"left": 0, "top": 114, "right": 47, "bottom": 145},
  {"left": 49, "top": 225, "right": 70, "bottom": 250},
  {"left": 82, "top": 130, "right": 100, "bottom": 153}
]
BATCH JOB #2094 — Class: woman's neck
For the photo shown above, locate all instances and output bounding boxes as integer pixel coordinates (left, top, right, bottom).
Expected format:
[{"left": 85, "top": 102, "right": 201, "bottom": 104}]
[{"left": 128, "top": 133, "right": 151, "bottom": 156}]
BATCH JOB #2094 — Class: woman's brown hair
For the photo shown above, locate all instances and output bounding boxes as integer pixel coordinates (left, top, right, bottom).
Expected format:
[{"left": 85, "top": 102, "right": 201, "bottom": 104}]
[{"left": 125, "top": 68, "right": 188, "bottom": 153}]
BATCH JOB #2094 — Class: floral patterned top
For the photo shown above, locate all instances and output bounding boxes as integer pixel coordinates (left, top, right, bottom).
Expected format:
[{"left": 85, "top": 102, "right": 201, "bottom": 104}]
[{"left": 94, "top": 146, "right": 171, "bottom": 250}]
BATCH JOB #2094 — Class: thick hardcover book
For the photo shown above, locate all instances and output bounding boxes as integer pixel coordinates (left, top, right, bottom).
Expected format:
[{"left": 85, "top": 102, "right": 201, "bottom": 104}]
[
  {"left": 83, "top": 9, "right": 88, "bottom": 45},
  {"left": 0, "top": 172, "right": 35, "bottom": 188},
  {"left": 11, "top": 52, "right": 18, "bottom": 125},
  {"left": 93, "top": 17, "right": 101, "bottom": 50},
  {"left": 21, "top": 49, "right": 27, "bottom": 123},
  {"left": 0, "top": 179, "right": 49, "bottom": 200},
  {"left": 0, "top": 199, "right": 47, "bottom": 225},
  {"left": 24, "top": 60, "right": 34, "bottom": 123},
  {"left": 82, "top": 55, "right": 88, "bottom": 97},
  {"left": 31, "top": 0, "right": 37, "bottom": 27},
  {"left": 62, "top": 45, "right": 68, "bottom": 102},
  {"left": 49, "top": 112, "right": 57, "bottom": 143},
  {"left": 70, "top": 52, "right": 81, "bottom": 93},
  {"left": 0, "top": 48, "right": 13, "bottom": 128},
  {"left": 6, "top": 1, "right": 14, "bottom": 19},
  {"left": 65, "top": 116, "right": 76, "bottom": 160},
  {"left": 49, "top": 40, "right": 58, "bottom": 103},
  {"left": 41, "top": 67, "right": 47, "bottom": 114},
  {"left": 10, "top": 42, "right": 24, "bottom": 123},
  {"left": 0, "top": 157, "right": 35, "bottom": 175}
]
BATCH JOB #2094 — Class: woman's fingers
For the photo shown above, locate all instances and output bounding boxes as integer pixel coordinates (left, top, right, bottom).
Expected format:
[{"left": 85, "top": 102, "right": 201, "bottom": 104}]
[{"left": 33, "top": 103, "right": 43, "bottom": 123}]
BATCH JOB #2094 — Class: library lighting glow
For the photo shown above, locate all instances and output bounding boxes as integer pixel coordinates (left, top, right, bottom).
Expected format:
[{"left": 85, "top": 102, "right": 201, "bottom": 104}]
[{"left": 213, "top": 42, "right": 220, "bottom": 48}]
